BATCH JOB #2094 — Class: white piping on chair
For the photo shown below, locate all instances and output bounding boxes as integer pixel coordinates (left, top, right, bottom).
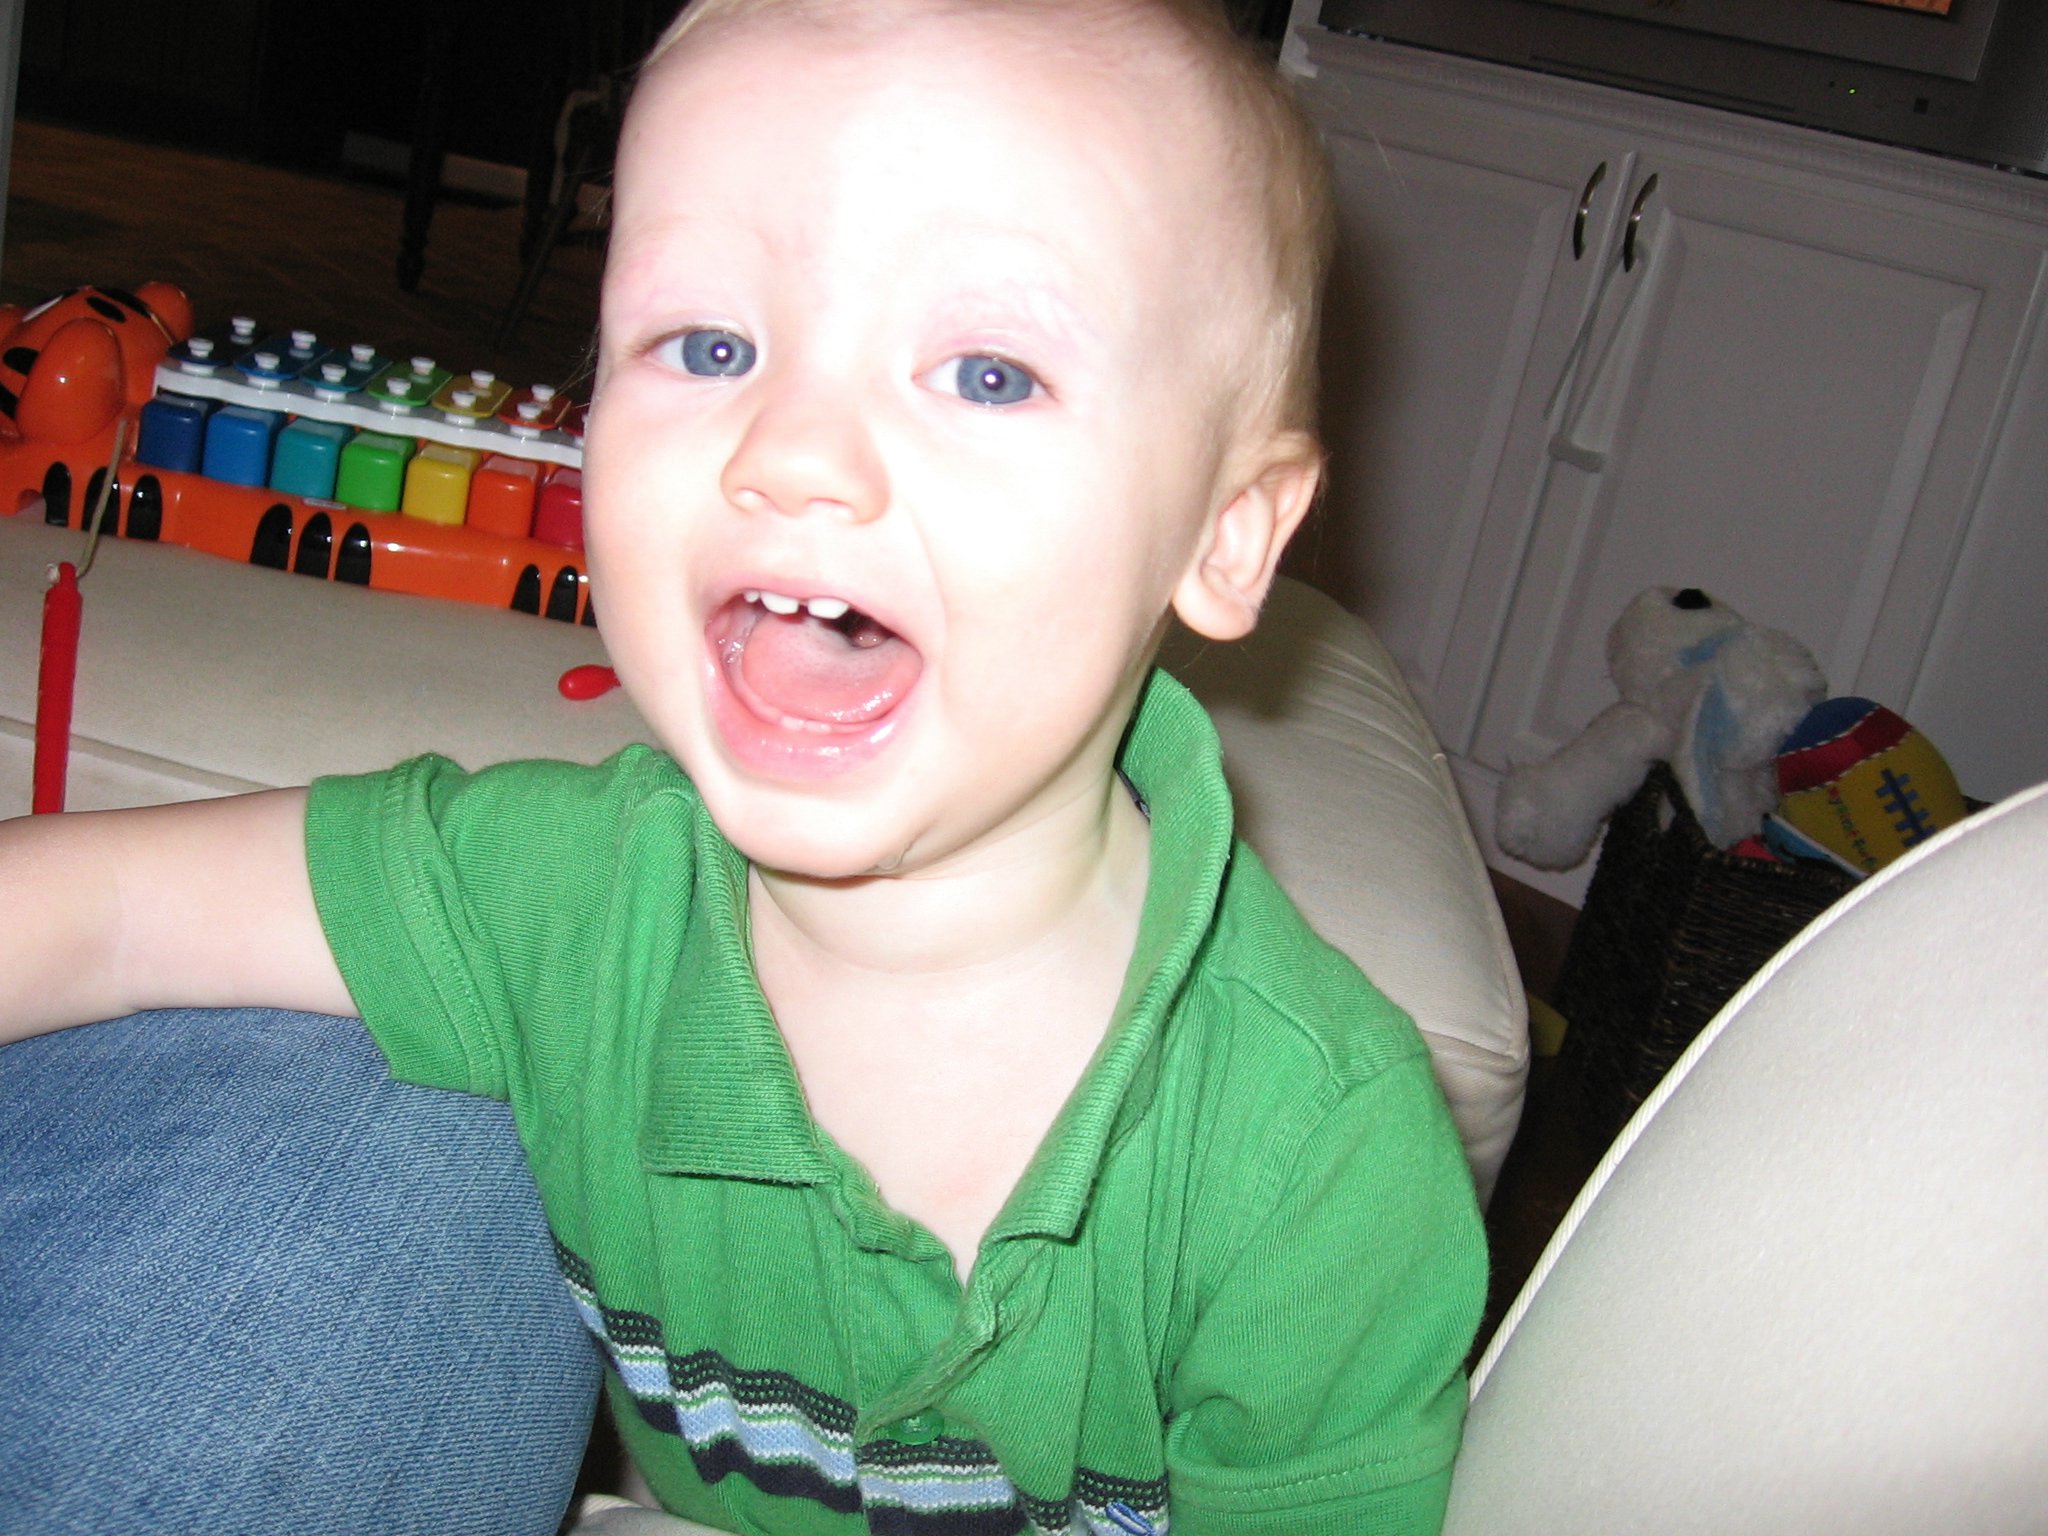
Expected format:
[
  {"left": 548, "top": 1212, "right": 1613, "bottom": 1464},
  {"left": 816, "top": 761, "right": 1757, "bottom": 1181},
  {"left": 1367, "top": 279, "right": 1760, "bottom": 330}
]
[{"left": 1468, "top": 776, "right": 2048, "bottom": 1396}]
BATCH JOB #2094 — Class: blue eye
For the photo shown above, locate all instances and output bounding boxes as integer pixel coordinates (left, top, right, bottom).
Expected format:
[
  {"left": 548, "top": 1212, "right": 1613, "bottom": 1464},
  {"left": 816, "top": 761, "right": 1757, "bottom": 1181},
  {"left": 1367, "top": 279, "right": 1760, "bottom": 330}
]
[
  {"left": 953, "top": 355, "right": 1036, "bottom": 406},
  {"left": 675, "top": 329, "right": 756, "bottom": 377}
]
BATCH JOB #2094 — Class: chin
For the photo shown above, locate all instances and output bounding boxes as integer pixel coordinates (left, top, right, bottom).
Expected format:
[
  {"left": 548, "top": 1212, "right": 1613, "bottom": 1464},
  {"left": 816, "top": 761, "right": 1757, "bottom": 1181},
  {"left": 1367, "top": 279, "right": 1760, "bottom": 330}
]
[
  {"left": 729, "top": 823, "right": 919, "bottom": 883},
  {"left": 689, "top": 773, "right": 920, "bottom": 881}
]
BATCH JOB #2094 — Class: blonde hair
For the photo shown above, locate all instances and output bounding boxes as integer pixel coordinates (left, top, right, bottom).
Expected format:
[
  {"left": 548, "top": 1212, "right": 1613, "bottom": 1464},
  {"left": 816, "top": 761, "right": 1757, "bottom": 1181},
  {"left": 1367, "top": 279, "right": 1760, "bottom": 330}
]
[{"left": 636, "top": 0, "right": 1335, "bottom": 434}]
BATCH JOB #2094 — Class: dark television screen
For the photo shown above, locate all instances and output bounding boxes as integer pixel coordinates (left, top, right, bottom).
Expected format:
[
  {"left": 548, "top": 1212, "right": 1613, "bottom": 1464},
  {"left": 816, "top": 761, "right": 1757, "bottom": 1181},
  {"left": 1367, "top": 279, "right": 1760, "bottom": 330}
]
[
  {"left": 1315, "top": 0, "right": 2048, "bottom": 173},
  {"left": 1548, "top": 0, "right": 1994, "bottom": 81}
]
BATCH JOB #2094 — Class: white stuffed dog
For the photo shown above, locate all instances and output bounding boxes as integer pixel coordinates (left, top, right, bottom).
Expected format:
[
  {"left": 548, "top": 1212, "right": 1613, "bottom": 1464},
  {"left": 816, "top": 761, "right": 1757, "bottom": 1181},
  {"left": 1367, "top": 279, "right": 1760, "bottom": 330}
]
[{"left": 1497, "top": 587, "right": 1826, "bottom": 869}]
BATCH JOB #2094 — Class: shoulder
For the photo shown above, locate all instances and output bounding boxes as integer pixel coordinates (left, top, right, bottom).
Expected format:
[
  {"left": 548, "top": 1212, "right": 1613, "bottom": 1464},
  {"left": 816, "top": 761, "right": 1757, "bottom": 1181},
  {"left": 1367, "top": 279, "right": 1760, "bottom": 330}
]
[
  {"left": 426, "top": 741, "right": 690, "bottom": 810},
  {"left": 1154, "top": 838, "right": 1472, "bottom": 1257},
  {"left": 302, "top": 745, "right": 717, "bottom": 1101},
  {"left": 311, "top": 742, "right": 694, "bottom": 839},
  {"left": 1194, "top": 836, "right": 1430, "bottom": 1093},
  {"left": 306, "top": 744, "right": 709, "bottom": 921}
]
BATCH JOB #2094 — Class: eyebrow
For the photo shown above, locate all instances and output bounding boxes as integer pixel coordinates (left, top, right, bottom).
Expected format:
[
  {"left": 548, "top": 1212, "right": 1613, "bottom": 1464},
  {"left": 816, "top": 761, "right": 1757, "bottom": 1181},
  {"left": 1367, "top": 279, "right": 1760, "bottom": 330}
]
[
  {"left": 926, "top": 285, "right": 1102, "bottom": 354},
  {"left": 605, "top": 210, "right": 1116, "bottom": 361},
  {"left": 916, "top": 227, "right": 1110, "bottom": 351}
]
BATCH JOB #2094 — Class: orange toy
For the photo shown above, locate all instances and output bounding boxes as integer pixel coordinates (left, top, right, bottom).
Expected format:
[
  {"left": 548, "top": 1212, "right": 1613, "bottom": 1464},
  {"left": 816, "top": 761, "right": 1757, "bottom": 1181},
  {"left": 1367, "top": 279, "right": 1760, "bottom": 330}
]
[{"left": 0, "top": 284, "right": 593, "bottom": 624}]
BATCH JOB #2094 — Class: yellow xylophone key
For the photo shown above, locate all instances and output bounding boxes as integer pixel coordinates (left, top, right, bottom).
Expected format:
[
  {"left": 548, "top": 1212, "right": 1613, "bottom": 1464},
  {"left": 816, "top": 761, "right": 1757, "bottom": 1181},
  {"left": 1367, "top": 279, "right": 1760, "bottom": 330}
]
[{"left": 402, "top": 441, "right": 485, "bottom": 526}]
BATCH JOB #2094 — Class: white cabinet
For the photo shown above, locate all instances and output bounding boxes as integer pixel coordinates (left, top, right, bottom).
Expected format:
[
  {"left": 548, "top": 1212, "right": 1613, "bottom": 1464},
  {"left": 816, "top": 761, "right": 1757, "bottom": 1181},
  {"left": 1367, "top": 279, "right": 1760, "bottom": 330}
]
[
  {"left": 1302, "top": 79, "right": 1618, "bottom": 743},
  {"left": 1289, "top": 27, "right": 2048, "bottom": 900}
]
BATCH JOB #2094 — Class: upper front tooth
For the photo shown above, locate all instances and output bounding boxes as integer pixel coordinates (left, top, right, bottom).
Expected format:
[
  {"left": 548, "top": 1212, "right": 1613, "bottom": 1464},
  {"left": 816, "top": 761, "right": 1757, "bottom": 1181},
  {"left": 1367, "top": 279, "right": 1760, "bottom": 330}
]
[
  {"left": 758, "top": 591, "right": 800, "bottom": 615},
  {"left": 805, "top": 597, "right": 850, "bottom": 620}
]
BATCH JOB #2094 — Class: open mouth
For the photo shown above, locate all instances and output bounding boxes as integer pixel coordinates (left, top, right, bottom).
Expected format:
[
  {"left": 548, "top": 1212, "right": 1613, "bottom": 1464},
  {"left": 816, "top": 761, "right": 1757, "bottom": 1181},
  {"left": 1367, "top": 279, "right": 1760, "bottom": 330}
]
[{"left": 707, "top": 588, "right": 923, "bottom": 743}]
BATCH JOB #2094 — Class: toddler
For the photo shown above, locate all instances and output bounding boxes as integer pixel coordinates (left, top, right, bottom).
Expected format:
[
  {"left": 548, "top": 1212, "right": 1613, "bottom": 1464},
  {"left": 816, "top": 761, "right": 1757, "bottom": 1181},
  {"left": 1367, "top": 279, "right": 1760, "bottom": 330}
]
[{"left": 0, "top": 0, "right": 1486, "bottom": 1530}]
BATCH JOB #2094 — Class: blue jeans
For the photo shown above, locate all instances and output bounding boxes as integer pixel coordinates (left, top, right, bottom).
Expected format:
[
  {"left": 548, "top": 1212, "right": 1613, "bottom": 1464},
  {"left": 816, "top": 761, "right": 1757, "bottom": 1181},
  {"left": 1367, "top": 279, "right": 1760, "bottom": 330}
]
[{"left": 0, "top": 1009, "right": 603, "bottom": 1536}]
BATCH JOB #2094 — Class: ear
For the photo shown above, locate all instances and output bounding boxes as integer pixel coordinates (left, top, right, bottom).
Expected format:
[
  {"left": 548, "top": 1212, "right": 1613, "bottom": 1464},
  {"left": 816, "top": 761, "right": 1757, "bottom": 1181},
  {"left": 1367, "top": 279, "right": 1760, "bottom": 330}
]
[{"left": 1171, "top": 431, "right": 1323, "bottom": 641}]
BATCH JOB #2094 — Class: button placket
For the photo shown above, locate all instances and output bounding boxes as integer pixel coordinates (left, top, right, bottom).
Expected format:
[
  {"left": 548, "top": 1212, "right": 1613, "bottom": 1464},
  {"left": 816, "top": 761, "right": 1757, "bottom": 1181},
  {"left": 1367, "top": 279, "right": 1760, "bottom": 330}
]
[
  {"left": 843, "top": 1225, "right": 975, "bottom": 1453},
  {"left": 854, "top": 1242, "right": 1025, "bottom": 1453}
]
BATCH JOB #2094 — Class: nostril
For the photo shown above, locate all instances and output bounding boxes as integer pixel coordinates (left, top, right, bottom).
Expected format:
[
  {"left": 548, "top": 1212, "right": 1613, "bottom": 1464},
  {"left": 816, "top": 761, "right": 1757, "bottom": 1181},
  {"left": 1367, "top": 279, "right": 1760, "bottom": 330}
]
[{"left": 1673, "top": 587, "right": 1710, "bottom": 610}]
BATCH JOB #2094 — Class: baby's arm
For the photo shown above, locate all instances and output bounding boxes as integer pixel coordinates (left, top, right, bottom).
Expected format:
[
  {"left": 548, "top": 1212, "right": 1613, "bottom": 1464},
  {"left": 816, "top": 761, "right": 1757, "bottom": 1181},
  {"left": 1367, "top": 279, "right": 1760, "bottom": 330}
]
[{"left": 0, "top": 790, "right": 352, "bottom": 1044}]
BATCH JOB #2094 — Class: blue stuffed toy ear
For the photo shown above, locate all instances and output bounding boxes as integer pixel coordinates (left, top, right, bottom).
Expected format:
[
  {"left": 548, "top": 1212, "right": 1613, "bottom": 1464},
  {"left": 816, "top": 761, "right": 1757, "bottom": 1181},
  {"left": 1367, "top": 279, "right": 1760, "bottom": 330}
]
[
  {"left": 1686, "top": 673, "right": 1740, "bottom": 844},
  {"left": 1671, "top": 626, "right": 1741, "bottom": 844}
]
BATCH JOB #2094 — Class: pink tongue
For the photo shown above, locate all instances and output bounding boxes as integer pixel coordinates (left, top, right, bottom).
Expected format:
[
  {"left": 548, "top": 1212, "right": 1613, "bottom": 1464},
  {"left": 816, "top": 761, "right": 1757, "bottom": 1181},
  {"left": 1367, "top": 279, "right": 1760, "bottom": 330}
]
[{"left": 738, "top": 611, "right": 920, "bottom": 724}]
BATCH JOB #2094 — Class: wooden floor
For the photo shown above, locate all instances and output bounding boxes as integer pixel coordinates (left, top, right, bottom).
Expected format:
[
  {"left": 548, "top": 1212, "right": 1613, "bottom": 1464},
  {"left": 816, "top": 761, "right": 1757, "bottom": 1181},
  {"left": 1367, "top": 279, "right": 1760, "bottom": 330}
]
[
  {"left": 3, "top": 117, "right": 605, "bottom": 398},
  {"left": 4, "top": 114, "right": 1600, "bottom": 1362}
]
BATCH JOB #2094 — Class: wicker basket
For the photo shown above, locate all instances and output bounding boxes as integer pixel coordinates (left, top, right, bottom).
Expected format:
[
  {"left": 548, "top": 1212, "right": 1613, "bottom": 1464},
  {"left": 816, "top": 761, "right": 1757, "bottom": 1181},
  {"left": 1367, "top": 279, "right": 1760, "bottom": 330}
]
[{"left": 1553, "top": 764, "right": 1857, "bottom": 1153}]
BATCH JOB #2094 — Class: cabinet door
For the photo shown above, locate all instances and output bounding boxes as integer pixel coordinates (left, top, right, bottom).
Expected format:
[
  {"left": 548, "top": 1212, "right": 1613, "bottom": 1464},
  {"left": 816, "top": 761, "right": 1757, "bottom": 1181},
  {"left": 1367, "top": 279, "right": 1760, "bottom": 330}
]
[
  {"left": 1300, "top": 73, "right": 1624, "bottom": 738},
  {"left": 1467, "top": 147, "right": 2043, "bottom": 787},
  {"left": 1908, "top": 317, "right": 2048, "bottom": 803}
]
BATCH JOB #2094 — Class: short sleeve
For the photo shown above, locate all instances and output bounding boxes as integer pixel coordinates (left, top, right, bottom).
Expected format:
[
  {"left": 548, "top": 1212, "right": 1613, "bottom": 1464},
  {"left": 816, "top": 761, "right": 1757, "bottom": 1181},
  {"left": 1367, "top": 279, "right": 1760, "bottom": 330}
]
[
  {"left": 1164, "top": 1055, "right": 1487, "bottom": 1535},
  {"left": 305, "top": 747, "right": 681, "bottom": 1104}
]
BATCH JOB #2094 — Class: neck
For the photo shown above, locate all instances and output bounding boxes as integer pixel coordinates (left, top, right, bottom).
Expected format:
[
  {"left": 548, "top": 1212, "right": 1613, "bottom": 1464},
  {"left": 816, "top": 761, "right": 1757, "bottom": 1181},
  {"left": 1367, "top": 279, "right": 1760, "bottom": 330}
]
[{"left": 751, "top": 770, "right": 1151, "bottom": 989}]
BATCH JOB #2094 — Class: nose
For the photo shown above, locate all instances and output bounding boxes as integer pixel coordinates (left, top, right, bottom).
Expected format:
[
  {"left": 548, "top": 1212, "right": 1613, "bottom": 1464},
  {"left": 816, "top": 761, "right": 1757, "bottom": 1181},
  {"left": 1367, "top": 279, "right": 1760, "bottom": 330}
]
[{"left": 719, "top": 377, "right": 888, "bottom": 524}]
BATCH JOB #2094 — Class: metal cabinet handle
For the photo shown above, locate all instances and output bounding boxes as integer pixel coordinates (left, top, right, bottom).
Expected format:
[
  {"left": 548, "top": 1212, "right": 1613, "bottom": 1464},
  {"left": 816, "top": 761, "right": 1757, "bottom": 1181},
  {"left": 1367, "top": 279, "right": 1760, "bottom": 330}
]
[
  {"left": 1622, "top": 173, "right": 1659, "bottom": 272},
  {"left": 1573, "top": 162, "right": 1608, "bottom": 260}
]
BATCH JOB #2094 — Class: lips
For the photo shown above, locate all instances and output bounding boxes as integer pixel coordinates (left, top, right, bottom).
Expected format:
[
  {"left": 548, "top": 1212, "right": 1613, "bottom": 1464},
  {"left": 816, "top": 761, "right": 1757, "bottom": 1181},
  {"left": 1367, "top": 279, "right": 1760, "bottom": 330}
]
[{"left": 705, "top": 586, "right": 924, "bottom": 774}]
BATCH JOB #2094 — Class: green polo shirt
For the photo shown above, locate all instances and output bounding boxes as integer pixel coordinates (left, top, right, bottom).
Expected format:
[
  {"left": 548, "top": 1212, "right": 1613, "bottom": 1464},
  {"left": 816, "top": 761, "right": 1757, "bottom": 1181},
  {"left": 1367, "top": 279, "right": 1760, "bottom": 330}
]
[{"left": 306, "top": 670, "right": 1485, "bottom": 1536}]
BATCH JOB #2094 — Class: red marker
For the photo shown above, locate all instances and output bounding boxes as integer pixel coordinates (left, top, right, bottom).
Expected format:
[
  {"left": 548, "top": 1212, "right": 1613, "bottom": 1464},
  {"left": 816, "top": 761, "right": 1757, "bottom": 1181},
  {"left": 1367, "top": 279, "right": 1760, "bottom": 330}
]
[
  {"left": 34, "top": 562, "right": 82, "bottom": 814},
  {"left": 558, "top": 663, "right": 620, "bottom": 701}
]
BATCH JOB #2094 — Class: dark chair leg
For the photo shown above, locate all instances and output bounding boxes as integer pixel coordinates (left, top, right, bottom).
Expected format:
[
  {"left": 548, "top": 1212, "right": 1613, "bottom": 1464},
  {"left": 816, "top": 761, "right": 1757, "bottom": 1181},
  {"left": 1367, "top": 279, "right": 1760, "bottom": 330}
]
[
  {"left": 496, "top": 96, "right": 614, "bottom": 347},
  {"left": 398, "top": 1, "right": 469, "bottom": 293}
]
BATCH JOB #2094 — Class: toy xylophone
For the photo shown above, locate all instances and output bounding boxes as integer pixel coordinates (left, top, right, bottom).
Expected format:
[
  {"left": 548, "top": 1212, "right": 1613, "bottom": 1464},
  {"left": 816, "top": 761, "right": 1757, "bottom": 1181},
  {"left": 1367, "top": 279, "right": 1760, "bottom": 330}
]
[{"left": 0, "top": 284, "right": 595, "bottom": 624}]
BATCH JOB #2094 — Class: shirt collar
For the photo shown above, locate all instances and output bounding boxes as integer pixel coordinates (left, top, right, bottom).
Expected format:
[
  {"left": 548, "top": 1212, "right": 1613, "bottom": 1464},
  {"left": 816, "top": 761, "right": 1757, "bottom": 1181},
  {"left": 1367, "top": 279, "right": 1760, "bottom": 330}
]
[{"left": 638, "top": 668, "right": 1236, "bottom": 1242}]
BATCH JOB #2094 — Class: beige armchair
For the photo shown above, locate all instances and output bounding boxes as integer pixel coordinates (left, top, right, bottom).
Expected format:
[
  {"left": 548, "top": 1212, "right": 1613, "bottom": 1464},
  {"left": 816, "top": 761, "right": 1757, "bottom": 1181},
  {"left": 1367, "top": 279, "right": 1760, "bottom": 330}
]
[{"left": 1448, "top": 779, "right": 2048, "bottom": 1533}]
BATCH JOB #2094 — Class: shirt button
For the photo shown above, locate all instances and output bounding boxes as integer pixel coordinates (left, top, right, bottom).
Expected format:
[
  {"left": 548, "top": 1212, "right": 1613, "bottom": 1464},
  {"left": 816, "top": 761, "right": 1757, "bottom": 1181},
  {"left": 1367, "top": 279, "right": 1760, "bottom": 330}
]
[{"left": 884, "top": 1409, "right": 943, "bottom": 1445}]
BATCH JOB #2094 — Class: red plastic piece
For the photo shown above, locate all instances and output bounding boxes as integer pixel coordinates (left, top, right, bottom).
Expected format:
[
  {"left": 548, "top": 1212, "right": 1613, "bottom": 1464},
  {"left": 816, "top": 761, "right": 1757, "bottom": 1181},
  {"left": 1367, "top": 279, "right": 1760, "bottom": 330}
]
[
  {"left": 34, "top": 561, "right": 82, "bottom": 814},
  {"left": 557, "top": 663, "right": 620, "bottom": 701},
  {"left": 534, "top": 466, "right": 584, "bottom": 550}
]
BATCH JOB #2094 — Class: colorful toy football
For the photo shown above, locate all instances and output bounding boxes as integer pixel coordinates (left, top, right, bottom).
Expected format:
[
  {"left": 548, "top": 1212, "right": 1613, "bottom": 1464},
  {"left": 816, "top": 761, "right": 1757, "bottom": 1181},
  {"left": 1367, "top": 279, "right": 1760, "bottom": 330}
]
[{"left": 1776, "top": 697, "right": 1967, "bottom": 873}]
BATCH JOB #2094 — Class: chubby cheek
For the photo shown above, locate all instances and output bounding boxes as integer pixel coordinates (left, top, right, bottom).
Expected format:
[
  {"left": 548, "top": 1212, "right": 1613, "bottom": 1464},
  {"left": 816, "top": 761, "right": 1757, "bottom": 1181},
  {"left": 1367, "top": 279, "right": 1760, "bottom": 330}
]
[
  {"left": 581, "top": 430, "right": 709, "bottom": 721},
  {"left": 933, "top": 535, "right": 1164, "bottom": 747},
  {"left": 585, "top": 401, "right": 674, "bottom": 549}
]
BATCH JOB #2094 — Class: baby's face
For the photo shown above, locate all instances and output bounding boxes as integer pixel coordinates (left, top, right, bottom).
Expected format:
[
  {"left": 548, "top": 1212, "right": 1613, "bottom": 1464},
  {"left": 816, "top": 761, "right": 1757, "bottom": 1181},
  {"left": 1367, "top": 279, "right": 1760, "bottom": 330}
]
[{"left": 585, "top": 8, "right": 1268, "bottom": 879}]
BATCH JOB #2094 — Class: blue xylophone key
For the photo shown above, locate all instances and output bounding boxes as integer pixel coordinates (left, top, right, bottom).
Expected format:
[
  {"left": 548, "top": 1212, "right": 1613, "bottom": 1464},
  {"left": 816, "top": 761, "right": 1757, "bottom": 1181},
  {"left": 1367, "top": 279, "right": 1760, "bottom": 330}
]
[
  {"left": 235, "top": 329, "right": 331, "bottom": 383},
  {"left": 135, "top": 391, "right": 216, "bottom": 474},
  {"left": 166, "top": 315, "right": 261, "bottom": 375},
  {"left": 201, "top": 404, "right": 286, "bottom": 487}
]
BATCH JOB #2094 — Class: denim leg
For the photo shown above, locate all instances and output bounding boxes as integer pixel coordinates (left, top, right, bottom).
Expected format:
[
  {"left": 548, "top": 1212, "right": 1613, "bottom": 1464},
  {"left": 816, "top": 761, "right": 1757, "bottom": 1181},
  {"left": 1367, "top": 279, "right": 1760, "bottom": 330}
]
[{"left": 0, "top": 1008, "right": 602, "bottom": 1536}]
